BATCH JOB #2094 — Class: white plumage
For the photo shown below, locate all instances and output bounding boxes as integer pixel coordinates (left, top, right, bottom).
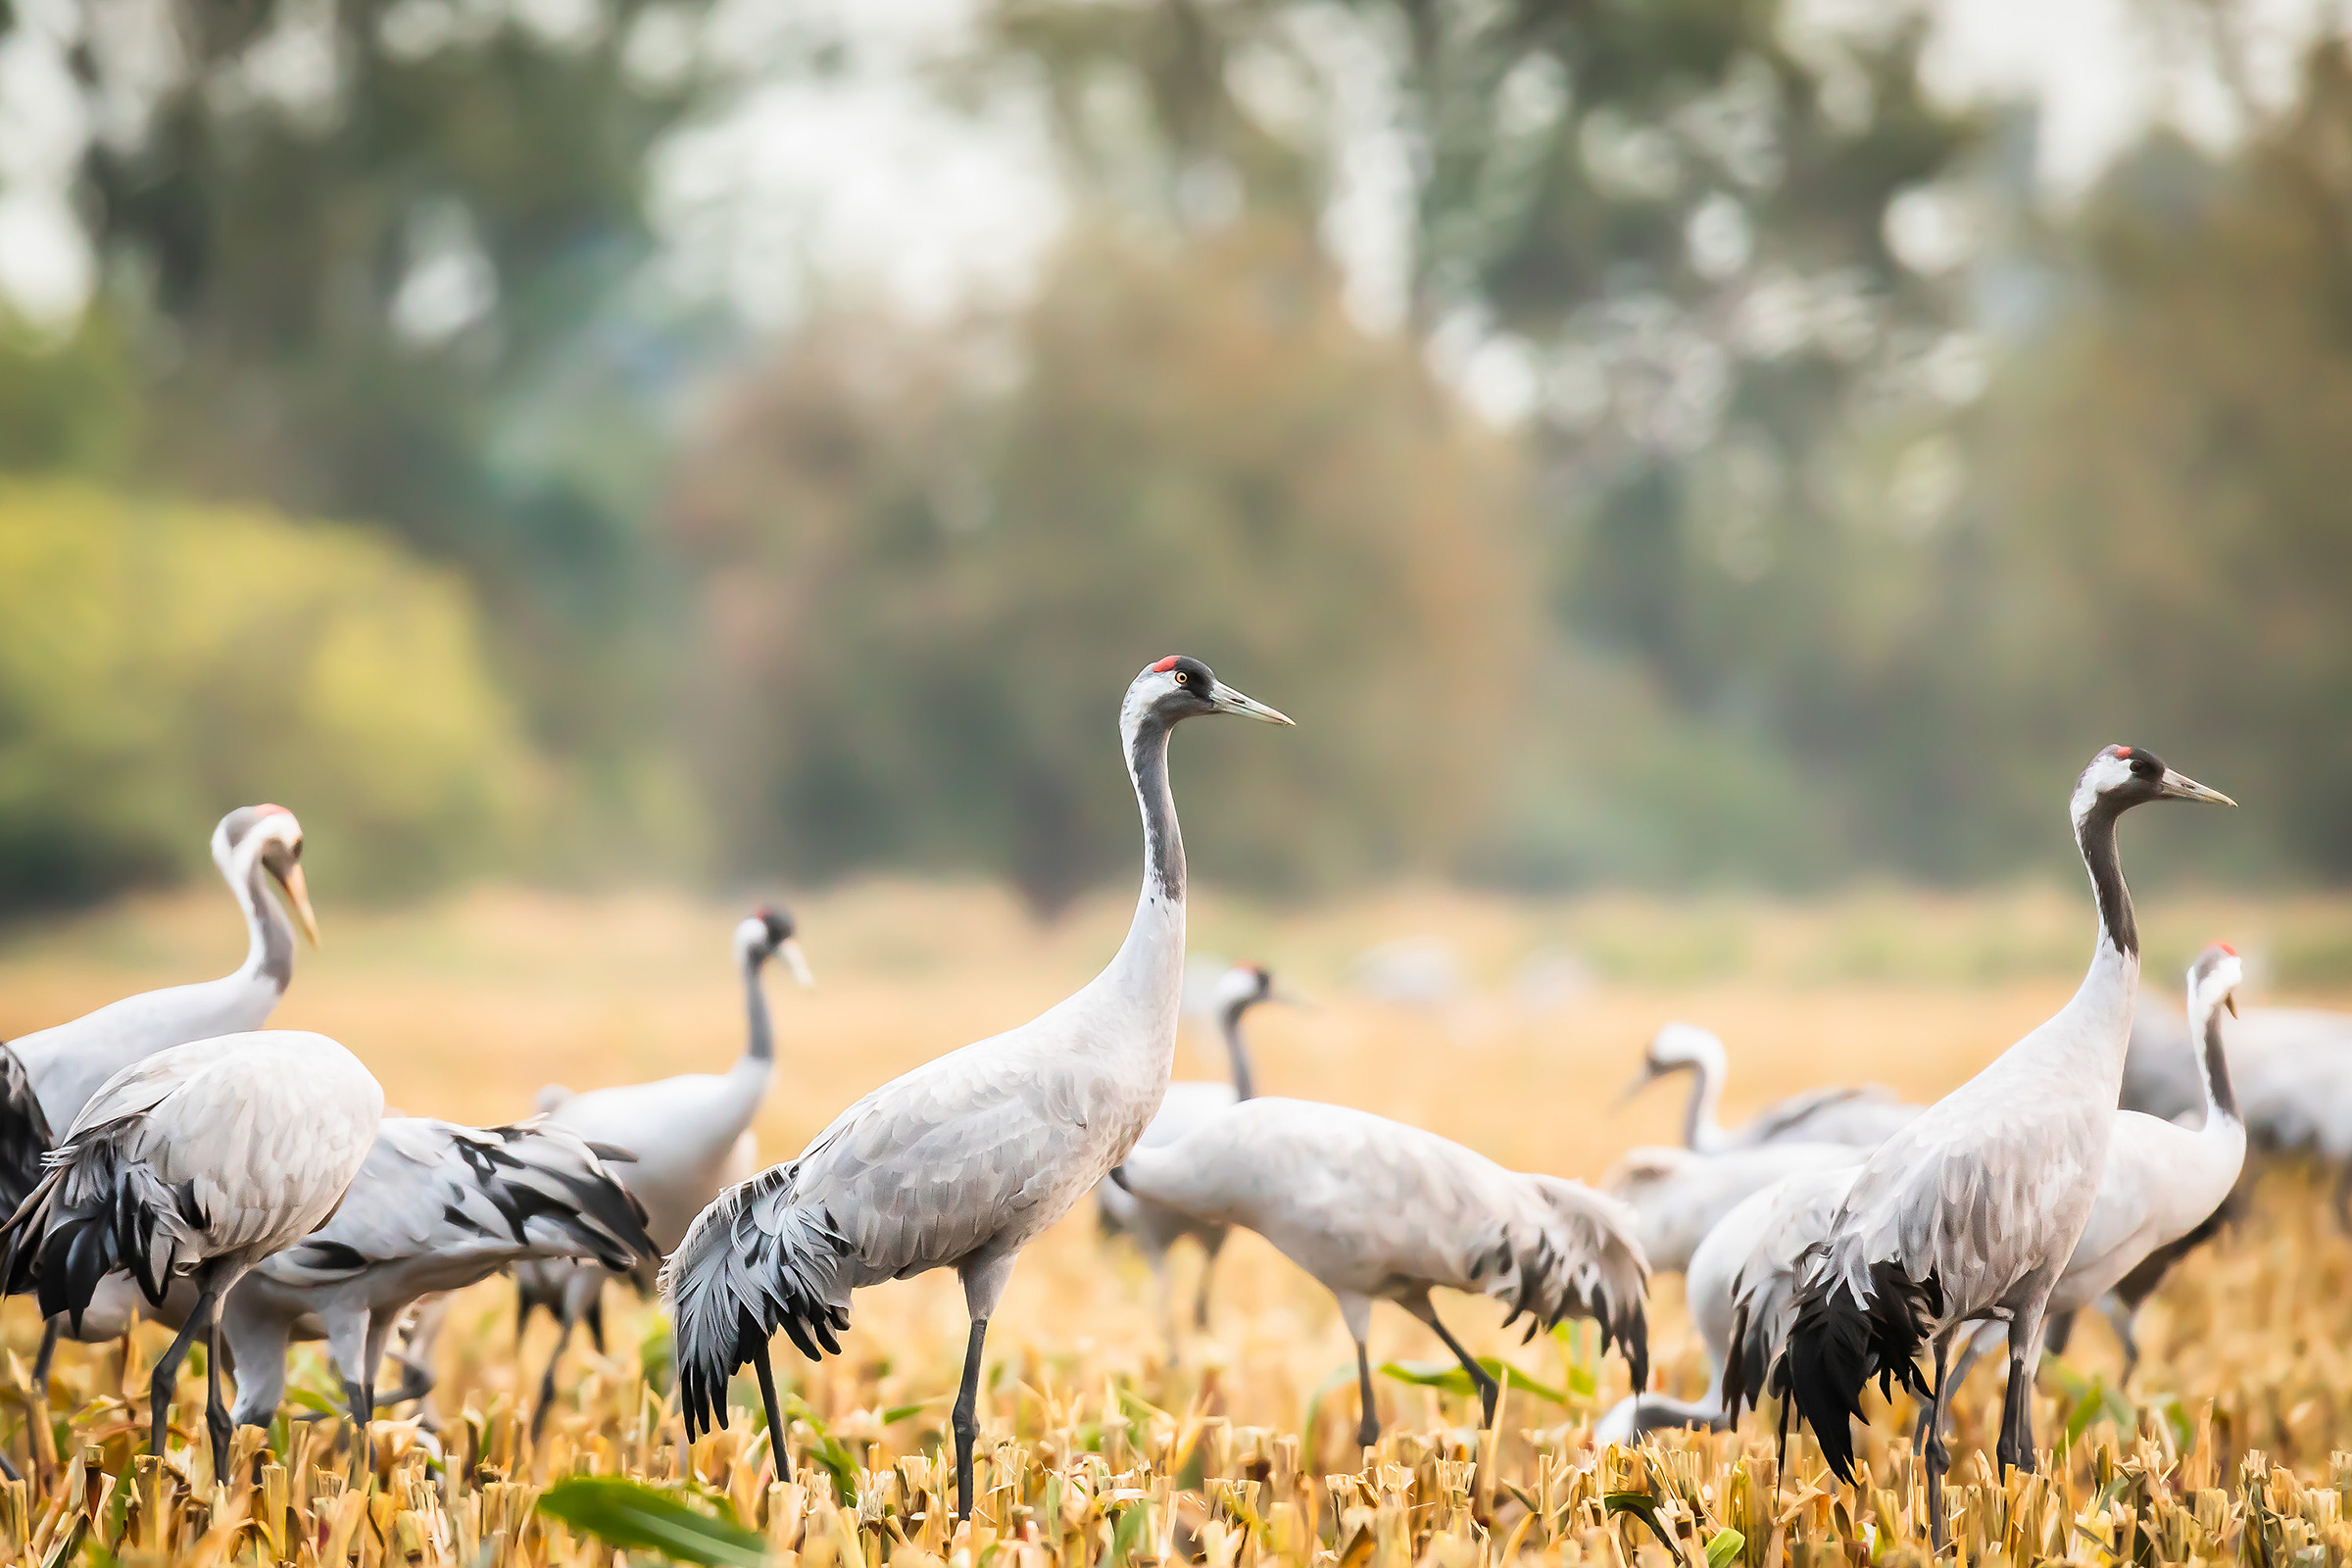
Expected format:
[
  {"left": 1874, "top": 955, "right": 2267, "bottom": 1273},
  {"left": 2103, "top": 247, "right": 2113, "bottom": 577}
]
[
  {"left": 0, "top": 1029, "right": 381, "bottom": 1482},
  {"left": 1095, "top": 961, "right": 1285, "bottom": 1338},
  {"left": 1780, "top": 745, "right": 2231, "bottom": 1540},
  {"left": 1120, "top": 1098, "right": 1648, "bottom": 1445},
  {"left": 1626, "top": 1022, "right": 1919, "bottom": 1152},
  {"left": 662, "top": 656, "right": 1290, "bottom": 1521}
]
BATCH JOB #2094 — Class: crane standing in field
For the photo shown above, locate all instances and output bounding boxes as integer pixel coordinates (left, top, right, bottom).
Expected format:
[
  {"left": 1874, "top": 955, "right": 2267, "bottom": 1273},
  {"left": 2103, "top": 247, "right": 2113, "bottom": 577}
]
[
  {"left": 1781, "top": 746, "right": 2232, "bottom": 1544},
  {"left": 663, "top": 656, "right": 1292, "bottom": 1522},
  {"left": 1096, "top": 961, "right": 1293, "bottom": 1340},
  {"left": 1, "top": 806, "right": 320, "bottom": 1385},
  {"left": 516, "top": 906, "right": 809, "bottom": 1434},
  {"left": 1920, "top": 944, "right": 2248, "bottom": 1436},
  {"left": 220, "top": 1116, "right": 659, "bottom": 1472},
  {"left": 1624, "top": 1022, "right": 1920, "bottom": 1152},
  {"left": 1115, "top": 1098, "right": 1649, "bottom": 1446},
  {"left": 0, "top": 1030, "right": 382, "bottom": 1484}
]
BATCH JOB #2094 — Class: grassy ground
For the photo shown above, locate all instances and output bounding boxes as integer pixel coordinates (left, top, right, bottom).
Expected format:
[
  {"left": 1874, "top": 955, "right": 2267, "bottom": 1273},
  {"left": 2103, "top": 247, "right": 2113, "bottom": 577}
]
[{"left": 0, "top": 880, "right": 2348, "bottom": 1564}]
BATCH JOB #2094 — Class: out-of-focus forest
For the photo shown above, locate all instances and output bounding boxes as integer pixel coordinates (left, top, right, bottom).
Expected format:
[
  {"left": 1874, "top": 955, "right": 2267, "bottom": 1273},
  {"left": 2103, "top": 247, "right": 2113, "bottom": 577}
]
[{"left": 1, "top": 0, "right": 2346, "bottom": 917}]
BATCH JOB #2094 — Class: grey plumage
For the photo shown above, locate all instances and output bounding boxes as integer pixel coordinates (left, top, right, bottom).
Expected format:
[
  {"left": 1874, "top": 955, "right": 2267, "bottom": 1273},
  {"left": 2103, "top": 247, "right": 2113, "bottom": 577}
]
[
  {"left": 1603, "top": 1140, "right": 1864, "bottom": 1274},
  {"left": 1095, "top": 962, "right": 1283, "bottom": 1337},
  {"left": 1118, "top": 1097, "right": 1648, "bottom": 1442},
  {"left": 220, "top": 1115, "right": 658, "bottom": 1444},
  {"left": 662, "top": 656, "right": 1291, "bottom": 1521},
  {"left": 1780, "top": 745, "right": 2231, "bottom": 1540},
  {"left": 0, "top": 1028, "right": 381, "bottom": 1484}
]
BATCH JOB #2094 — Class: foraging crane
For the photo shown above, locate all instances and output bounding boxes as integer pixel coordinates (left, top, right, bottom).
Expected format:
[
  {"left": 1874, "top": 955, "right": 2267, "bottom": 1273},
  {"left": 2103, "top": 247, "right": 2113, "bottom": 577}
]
[
  {"left": 1, "top": 806, "right": 318, "bottom": 1214},
  {"left": 1624, "top": 1023, "right": 1919, "bottom": 1152},
  {"left": 516, "top": 906, "right": 808, "bottom": 1433},
  {"left": 1603, "top": 1140, "right": 1864, "bottom": 1274},
  {"left": 1920, "top": 944, "right": 2248, "bottom": 1434},
  {"left": 1095, "top": 961, "right": 1290, "bottom": 1338},
  {"left": 663, "top": 656, "right": 1291, "bottom": 1521},
  {"left": 1598, "top": 1161, "right": 1860, "bottom": 1445},
  {"left": 1116, "top": 1098, "right": 1647, "bottom": 1445},
  {"left": 1781, "top": 746, "right": 2231, "bottom": 1542},
  {"left": 0, "top": 1030, "right": 382, "bottom": 1483},
  {"left": 220, "top": 1116, "right": 658, "bottom": 1470}
]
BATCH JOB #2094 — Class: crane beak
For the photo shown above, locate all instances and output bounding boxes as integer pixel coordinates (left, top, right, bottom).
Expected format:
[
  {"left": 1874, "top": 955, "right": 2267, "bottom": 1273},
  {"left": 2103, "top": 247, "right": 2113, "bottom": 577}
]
[
  {"left": 275, "top": 862, "right": 322, "bottom": 947},
  {"left": 2225, "top": 992, "right": 2239, "bottom": 1018},
  {"left": 779, "top": 938, "right": 814, "bottom": 987},
  {"left": 2157, "top": 768, "right": 2234, "bottom": 807},
  {"left": 1209, "top": 685, "right": 1295, "bottom": 725},
  {"left": 1612, "top": 1065, "right": 1658, "bottom": 1108}
]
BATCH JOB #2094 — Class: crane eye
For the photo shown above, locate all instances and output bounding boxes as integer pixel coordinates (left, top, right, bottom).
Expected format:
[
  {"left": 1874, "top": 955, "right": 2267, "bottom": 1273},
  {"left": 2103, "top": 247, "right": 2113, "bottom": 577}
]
[{"left": 1174, "top": 671, "right": 1188, "bottom": 684}]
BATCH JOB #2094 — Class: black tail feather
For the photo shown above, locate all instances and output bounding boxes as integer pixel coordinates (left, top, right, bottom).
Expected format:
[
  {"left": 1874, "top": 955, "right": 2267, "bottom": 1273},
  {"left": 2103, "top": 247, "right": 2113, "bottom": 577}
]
[
  {"left": 0, "top": 1049, "right": 52, "bottom": 1231},
  {"left": 1782, "top": 1260, "right": 1942, "bottom": 1484}
]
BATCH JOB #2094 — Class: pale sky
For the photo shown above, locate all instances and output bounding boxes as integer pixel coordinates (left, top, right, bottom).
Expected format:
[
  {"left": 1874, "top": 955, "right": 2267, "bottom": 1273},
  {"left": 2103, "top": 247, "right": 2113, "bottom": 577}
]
[{"left": 0, "top": 0, "right": 2338, "bottom": 330}]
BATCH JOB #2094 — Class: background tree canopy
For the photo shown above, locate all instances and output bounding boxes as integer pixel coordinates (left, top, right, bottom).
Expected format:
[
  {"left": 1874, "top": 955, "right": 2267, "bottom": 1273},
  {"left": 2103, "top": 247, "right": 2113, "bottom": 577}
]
[{"left": 0, "top": 0, "right": 2343, "bottom": 913}]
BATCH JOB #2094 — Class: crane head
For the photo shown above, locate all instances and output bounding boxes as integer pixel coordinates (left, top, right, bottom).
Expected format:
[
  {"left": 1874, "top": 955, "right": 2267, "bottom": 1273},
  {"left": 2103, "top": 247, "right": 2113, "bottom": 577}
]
[
  {"left": 1617, "top": 1021, "right": 1722, "bottom": 1104},
  {"left": 2073, "top": 745, "right": 2235, "bottom": 823},
  {"left": 1129, "top": 655, "right": 1294, "bottom": 729},
  {"left": 2188, "top": 942, "right": 2243, "bottom": 1019},
  {"left": 739, "top": 905, "right": 814, "bottom": 986},
  {"left": 214, "top": 804, "right": 320, "bottom": 947}
]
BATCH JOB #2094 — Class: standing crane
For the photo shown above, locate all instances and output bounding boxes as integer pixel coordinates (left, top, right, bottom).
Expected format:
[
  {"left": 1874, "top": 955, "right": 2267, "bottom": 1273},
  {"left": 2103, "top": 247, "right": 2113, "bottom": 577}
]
[
  {"left": 1623, "top": 1023, "right": 1920, "bottom": 1152},
  {"left": 1920, "top": 943, "right": 2248, "bottom": 1437},
  {"left": 220, "top": 1116, "right": 659, "bottom": 1472},
  {"left": 514, "top": 906, "right": 809, "bottom": 1434},
  {"left": 1114, "top": 1098, "right": 1648, "bottom": 1446},
  {"left": 1780, "top": 746, "right": 2231, "bottom": 1543},
  {"left": 0, "top": 1030, "right": 382, "bottom": 1484},
  {"left": 662, "top": 656, "right": 1291, "bottom": 1522},
  {"left": 1096, "top": 961, "right": 1292, "bottom": 1339}
]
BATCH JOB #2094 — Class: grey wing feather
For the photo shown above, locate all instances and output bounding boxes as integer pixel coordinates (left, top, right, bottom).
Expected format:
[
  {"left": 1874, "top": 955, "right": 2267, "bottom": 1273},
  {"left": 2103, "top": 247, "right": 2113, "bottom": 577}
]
[{"left": 265, "top": 1116, "right": 656, "bottom": 1287}]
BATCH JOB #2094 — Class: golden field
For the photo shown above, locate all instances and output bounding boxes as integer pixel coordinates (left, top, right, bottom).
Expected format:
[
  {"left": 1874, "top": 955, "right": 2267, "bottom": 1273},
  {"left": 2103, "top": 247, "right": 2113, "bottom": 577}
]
[{"left": 1, "top": 880, "right": 2351, "bottom": 1566}]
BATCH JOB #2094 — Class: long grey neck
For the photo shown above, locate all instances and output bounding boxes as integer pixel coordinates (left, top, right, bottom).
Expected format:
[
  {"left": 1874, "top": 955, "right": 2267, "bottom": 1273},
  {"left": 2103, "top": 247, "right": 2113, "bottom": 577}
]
[
  {"left": 1218, "top": 1001, "right": 1257, "bottom": 1102},
  {"left": 2197, "top": 1003, "right": 2238, "bottom": 1123},
  {"left": 742, "top": 952, "right": 774, "bottom": 1064},
  {"left": 1680, "top": 1062, "right": 1724, "bottom": 1151},
  {"left": 232, "top": 847, "right": 295, "bottom": 994},
  {"left": 1129, "top": 715, "right": 1183, "bottom": 904},
  {"left": 2078, "top": 801, "right": 2136, "bottom": 959}
]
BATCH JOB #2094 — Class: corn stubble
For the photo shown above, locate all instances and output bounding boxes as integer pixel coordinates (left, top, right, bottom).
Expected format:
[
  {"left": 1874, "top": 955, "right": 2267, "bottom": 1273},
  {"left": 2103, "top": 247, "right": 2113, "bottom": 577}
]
[{"left": 0, "top": 1163, "right": 2342, "bottom": 1566}]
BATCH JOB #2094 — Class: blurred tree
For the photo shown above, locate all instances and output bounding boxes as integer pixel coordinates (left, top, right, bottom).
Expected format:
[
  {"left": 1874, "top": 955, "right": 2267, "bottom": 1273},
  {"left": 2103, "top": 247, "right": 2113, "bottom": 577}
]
[
  {"left": 0, "top": 483, "right": 540, "bottom": 910},
  {"left": 665, "top": 223, "right": 1537, "bottom": 914},
  {"left": 38, "top": 0, "right": 715, "bottom": 865}
]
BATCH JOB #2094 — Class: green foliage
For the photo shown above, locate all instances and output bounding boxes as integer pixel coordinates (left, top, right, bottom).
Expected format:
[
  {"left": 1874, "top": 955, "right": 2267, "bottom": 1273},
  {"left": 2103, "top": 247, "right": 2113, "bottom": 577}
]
[
  {"left": 0, "top": 483, "right": 539, "bottom": 910},
  {"left": 1378, "top": 1356, "right": 1570, "bottom": 1406},
  {"left": 536, "top": 1476, "right": 768, "bottom": 1567}
]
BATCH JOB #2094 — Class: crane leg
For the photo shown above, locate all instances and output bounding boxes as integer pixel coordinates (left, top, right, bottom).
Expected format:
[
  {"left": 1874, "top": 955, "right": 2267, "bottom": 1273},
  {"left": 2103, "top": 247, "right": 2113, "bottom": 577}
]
[
  {"left": 749, "top": 1331, "right": 792, "bottom": 1484},
  {"left": 31, "top": 1317, "right": 59, "bottom": 1391},
  {"left": 1353, "top": 1339, "right": 1380, "bottom": 1450},
  {"left": 1416, "top": 1301, "right": 1500, "bottom": 1432},
  {"left": 1925, "top": 1329, "right": 1956, "bottom": 1551},
  {"left": 952, "top": 1317, "right": 990, "bottom": 1522},
  {"left": 203, "top": 1296, "right": 235, "bottom": 1487},
  {"left": 531, "top": 1314, "right": 575, "bottom": 1441},
  {"left": 1915, "top": 1323, "right": 1986, "bottom": 1460},
  {"left": 1192, "top": 1234, "right": 1226, "bottom": 1332},
  {"left": 344, "top": 1379, "right": 370, "bottom": 1483},
  {"left": 1995, "top": 1313, "right": 2041, "bottom": 1475},
  {"left": 148, "top": 1273, "right": 223, "bottom": 1461},
  {"left": 2100, "top": 1295, "right": 2142, "bottom": 1386}
]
